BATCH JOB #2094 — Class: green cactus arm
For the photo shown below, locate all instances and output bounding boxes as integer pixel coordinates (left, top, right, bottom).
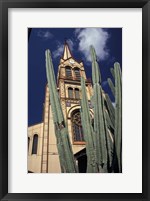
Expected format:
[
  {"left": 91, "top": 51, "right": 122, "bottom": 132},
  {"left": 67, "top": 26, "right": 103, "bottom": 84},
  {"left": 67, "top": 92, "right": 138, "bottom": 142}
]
[
  {"left": 54, "top": 128, "right": 67, "bottom": 173},
  {"left": 45, "top": 49, "right": 64, "bottom": 124},
  {"left": 45, "top": 49, "right": 78, "bottom": 173},
  {"left": 81, "top": 77, "right": 97, "bottom": 173},
  {"left": 90, "top": 46, "right": 109, "bottom": 172},
  {"left": 108, "top": 78, "right": 115, "bottom": 97},
  {"left": 105, "top": 108, "right": 114, "bottom": 131},
  {"left": 90, "top": 46, "right": 101, "bottom": 84},
  {"left": 61, "top": 128, "right": 78, "bottom": 173},
  {"left": 102, "top": 97, "right": 114, "bottom": 169},
  {"left": 114, "top": 62, "right": 122, "bottom": 173},
  {"left": 110, "top": 67, "right": 115, "bottom": 79},
  {"left": 104, "top": 94, "right": 115, "bottom": 128},
  {"left": 105, "top": 94, "right": 115, "bottom": 116}
]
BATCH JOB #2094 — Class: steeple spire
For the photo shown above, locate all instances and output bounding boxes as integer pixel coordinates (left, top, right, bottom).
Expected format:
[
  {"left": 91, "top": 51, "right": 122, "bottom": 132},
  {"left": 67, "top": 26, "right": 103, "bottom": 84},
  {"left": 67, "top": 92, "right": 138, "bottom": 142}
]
[{"left": 62, "top": 41, "right": 72, "bottom": 60}]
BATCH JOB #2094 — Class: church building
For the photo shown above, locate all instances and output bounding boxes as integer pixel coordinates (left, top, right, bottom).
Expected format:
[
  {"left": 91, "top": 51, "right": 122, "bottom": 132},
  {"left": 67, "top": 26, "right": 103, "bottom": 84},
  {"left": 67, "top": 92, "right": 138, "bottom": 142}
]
[{"left": 28, "top": 42, "right": 94, "bottom": 173}]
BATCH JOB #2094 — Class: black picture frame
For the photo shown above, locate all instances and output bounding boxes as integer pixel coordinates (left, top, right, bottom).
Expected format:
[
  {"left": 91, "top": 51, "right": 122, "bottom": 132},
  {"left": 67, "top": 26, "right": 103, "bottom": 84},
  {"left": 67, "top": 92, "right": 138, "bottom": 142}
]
[{"left": 0, "top": 0, "right": 150, "bottom": 200}]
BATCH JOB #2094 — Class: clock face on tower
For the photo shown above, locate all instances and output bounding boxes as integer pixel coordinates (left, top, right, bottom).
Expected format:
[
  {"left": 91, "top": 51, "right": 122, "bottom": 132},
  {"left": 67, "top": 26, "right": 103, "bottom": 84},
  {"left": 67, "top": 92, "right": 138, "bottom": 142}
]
[{"left": 69, "top": 59, "right": 74, "bottom": 64}]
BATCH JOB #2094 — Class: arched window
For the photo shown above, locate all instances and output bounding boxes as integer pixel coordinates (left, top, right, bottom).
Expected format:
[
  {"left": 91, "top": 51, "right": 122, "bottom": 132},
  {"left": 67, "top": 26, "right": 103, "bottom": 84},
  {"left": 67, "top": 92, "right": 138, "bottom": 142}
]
[
  {"left": 74, "top": 68, "right": 80, "bottom": 79},
  {"left": 75, "top": 88, "right": 80, "bottom": 99},
  {"left": 65, "top": 66, "right": 72, "bottom": 78},
  {"left": 28, "top": 137, "right": 30, "bottom": 151},
  {"left": 68, "top": 87, "right": 73, "bottom": 98},
  {"left": 72, "top": 110, "right": 84, "bottom": 142},
  {"left": 32, "top": 134, "right": 38, "bottom": 154}
]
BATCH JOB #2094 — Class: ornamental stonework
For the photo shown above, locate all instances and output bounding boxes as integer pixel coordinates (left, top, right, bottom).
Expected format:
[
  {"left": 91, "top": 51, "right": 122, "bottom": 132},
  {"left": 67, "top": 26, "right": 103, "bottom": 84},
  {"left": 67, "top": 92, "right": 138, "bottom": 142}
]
[
  {"left": 61, "top": 100, "right": 66, "bottom": 118},
  {"left": 65, "top": 99, "right": 81, "bottom": 108},
  {"left": 59, "top": 81, "right": 65, "bottom": 98}
]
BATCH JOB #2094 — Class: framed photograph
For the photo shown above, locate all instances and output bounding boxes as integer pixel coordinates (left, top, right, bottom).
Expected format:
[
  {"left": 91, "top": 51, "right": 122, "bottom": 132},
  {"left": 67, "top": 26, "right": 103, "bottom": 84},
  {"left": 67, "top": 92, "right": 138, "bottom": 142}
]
[
  {"left": 28, "top": 27, "right": 122, "bottom": 175},
  {"left": 0, "top": 0, "right": 149, "bottom": 200}
]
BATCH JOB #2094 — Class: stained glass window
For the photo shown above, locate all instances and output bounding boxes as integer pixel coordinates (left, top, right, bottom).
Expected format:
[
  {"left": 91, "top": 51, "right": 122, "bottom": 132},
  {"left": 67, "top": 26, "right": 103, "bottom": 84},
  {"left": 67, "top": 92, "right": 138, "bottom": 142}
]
[
  {"left": 72, "top": 111, "right": 84, "bottom": 142},
  {"left": 32, "top": 134, "right": 38, "bottom": 154}
]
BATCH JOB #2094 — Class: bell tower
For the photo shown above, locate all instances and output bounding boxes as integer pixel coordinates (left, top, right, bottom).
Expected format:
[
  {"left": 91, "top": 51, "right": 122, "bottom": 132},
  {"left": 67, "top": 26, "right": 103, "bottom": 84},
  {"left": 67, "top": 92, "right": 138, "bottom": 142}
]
[
  {"left": 57, "top": 42, "right": 93, "bottom": 145},
  {"left": 28, "top": 42, "right": 93, "bottom": 173}
]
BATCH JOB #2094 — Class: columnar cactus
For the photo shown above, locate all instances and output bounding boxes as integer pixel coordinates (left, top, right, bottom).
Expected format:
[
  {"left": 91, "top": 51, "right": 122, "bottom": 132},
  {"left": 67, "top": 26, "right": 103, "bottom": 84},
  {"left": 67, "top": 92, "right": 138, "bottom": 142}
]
[
  {"left": 81, "top": 46, "right": 122, "bottom": 173},
  {"left": 45, "top": 46, "right": 122, "bottom": 173},
  {"left": 80, "top": 77, "right": 97, "bottom": 173},
  {"left": 114, "top": 62, "right": 122, "bottom": 172},
  {"left": 90, "top": 46, "right": 108, "bottom": 172},
  {"left": 105, "top": 94, "right": 115, "bottom": 129},
  {"left": 108, "top": 78, "right": 115, "bottom": 97},
  {"left": 45, "top": 49, "right": 78, "bottom": 173},
  {"left": 107, "top": 63, "right": 122, "bottom": 173}
]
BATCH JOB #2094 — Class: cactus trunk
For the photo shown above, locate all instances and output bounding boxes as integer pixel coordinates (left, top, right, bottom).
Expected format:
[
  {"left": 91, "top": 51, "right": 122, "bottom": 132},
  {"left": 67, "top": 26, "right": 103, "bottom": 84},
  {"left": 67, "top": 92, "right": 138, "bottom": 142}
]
[
  {"left": 90, "top": 46, "right": 108, "bottom": 172},
  {"left": 45, "top": 45, "right": 122, "bottom": 174},
  {"left": 114, "top": 62, "right": 122, "bottom": 172},
  {"left": 45, "top": 49, "right": 78, "bottom": 173},
  {"left": 80, "top": 77, "right": 98, "bottom": 173}
]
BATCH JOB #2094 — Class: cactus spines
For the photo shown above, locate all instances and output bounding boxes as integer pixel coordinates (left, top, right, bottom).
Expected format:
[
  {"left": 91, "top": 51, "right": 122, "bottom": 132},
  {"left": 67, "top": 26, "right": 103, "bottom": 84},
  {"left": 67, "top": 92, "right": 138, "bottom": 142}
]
[
  {"left": 90, "top": 45, "right": 108, "bottom": 172},
  {"left": 114, "top": 62, "right": 122, "bottom": 172},
  {"left": 45, "top": 49, "right": 78, "bottom": 173},
  {"left": 45, "top": 45, "right": 122, "bottom": 173},
  {"left": 108, "top": 78, "right": 115, "bottom": 97},
  {"left": 90, "top": 47, "right": 122, "bottom": 173},
  {"left": 105, "top": 94, "right": 115, "bottom": 122},
  {"left": 107, "top": 62, "right": 122, "bottom": 172},
  {"left": 81, "top": 77, "right": 97, "bottom": 173},
  {"left": 90, "top": 46, "right": 101, "bottom": 84},
  {"left": 104, "top": 94, "right": 115, "bottom": 130}
]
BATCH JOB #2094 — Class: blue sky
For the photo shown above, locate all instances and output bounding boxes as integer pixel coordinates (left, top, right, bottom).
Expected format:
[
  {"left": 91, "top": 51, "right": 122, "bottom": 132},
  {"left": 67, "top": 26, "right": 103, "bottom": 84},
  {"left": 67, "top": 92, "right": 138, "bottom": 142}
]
[{"left": 28, "top": 28, "right": 122, "bottom": 126}]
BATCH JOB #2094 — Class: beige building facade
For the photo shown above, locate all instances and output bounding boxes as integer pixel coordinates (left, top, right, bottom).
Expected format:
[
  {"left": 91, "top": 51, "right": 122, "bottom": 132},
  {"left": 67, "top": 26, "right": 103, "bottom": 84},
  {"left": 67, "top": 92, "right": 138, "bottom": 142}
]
[{"left": 28, "top": 43, "right": 93, "bottom": 173}]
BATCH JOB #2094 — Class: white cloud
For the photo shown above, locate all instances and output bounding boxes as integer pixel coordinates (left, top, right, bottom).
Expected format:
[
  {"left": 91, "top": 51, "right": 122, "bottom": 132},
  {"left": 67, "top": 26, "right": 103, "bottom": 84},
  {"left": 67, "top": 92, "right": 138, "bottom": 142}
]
[
  {"left": 74, "top": 28, "right": 81, "bottom": 36},
  {"left": 53, "top": 44, "right": 64, "bottom": 59},
  {"left": 75, "top": 28, "right": 109, "bottom": 61},
  {"left": 67, "top": 39, "right": 74, "bottom": 51},
  {"left": 53, "top": 39, "right": 74, "bottom": 59},
  {"left": 37, "top": 30, "right": 53, "bottom": 40}
]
